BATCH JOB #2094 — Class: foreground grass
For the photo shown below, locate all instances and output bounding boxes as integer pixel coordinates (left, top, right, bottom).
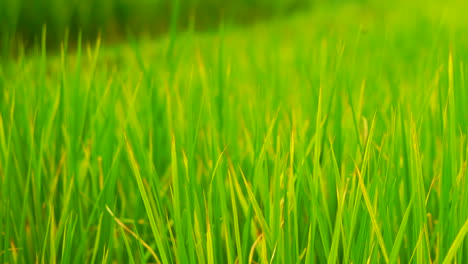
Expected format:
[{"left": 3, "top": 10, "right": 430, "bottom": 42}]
[{"left": 1, "top": 2, "right": 468, "bottom": 263}]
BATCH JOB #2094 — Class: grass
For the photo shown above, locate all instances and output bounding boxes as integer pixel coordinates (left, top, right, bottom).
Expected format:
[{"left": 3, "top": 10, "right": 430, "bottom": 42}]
[{"left": 1, "top": 1, "right": 468, "bottom": 263}]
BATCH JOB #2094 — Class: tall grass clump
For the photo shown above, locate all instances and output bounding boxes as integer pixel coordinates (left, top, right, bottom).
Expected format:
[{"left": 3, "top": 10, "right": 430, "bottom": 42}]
[{"left": 1, "top": 1, "right": 468, "bottom": 263}]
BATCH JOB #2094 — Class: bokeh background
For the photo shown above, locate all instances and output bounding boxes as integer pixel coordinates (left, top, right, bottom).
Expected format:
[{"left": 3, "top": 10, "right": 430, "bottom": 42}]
[{"left": 0, "top": 0, "right": 376, "bottom": 54}]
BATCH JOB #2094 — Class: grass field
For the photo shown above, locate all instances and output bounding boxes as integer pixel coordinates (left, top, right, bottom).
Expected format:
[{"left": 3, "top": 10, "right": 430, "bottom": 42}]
[{"left": 1, "top": 1, "right": 468, "bottom": 263}]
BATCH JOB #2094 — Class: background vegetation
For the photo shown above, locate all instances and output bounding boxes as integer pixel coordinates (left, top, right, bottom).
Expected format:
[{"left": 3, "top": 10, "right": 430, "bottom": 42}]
[
  {"left": 1, "top": 0, "right": 468, "bottom": 263},
  {"left": 1, "top": 0, "right": 318, "bottom": 55}
]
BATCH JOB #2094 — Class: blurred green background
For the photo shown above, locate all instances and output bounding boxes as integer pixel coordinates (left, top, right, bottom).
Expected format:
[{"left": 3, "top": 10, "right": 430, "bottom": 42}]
[{"left": 1, "top": 0, "right": 334, "bottom": 52}]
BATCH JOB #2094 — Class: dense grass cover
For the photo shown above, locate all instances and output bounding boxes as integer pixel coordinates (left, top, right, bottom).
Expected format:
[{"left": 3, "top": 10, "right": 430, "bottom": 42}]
[{"left": 1, "top": 2, "right": 468, "bottom": 263}]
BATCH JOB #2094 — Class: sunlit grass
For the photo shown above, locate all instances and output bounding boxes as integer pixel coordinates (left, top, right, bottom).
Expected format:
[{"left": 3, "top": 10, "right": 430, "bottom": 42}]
[{"left": 1, "top": 2, "right": 468, "bottom": 263}]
